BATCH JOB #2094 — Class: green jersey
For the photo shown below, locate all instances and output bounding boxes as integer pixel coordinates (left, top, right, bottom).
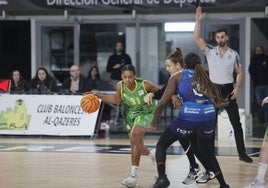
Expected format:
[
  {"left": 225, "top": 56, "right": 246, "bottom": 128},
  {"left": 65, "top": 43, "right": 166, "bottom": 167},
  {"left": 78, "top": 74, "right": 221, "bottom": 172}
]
[{"left": 121, "top": 78, "right": 157, "bottom": 131}]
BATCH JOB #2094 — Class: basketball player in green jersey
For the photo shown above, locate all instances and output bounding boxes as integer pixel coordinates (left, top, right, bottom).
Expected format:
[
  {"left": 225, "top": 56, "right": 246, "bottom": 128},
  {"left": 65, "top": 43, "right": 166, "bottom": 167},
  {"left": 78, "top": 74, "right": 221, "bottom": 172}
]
[{"left": 95, "top": 64, "right": 160, "bottom": 187}]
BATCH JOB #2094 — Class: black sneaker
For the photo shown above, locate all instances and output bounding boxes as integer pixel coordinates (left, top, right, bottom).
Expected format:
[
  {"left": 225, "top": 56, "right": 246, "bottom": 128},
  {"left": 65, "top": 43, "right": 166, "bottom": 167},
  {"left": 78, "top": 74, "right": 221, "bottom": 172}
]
[
  {"left": 152, "top": 175, "right": 170, "bottom": 188},
  {"left": 239, "top": 153, "right": 253, "bottom": 163}
]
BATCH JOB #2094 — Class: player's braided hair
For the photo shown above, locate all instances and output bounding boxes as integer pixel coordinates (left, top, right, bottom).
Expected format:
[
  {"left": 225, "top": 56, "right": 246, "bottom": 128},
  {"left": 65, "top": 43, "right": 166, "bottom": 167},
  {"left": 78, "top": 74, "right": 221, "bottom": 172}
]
[{"left": 184, "top": 53, "right": 228, "bottom": 108}]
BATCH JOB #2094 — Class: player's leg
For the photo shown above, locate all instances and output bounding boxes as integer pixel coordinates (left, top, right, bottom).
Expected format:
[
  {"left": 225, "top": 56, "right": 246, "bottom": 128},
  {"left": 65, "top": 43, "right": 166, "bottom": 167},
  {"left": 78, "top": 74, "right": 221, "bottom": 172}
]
[
  {"left": 184, "top": 133, "right": 216, "bottom": 184},
  {"left": 178, "top": 134, "right": 201, "bottom": 185},
  {"left": 197, "top": 136, "right": 229, "bottom": 188},
  {"left": 245, "top": 128, "right": 268, "bottom": 188},
  {"left": 138, "top": 113, "right": 157, "bottom": 165},
  {"left": 139, "top": 138, "right": 156, "bottom": 168},
  {"left": 197, "top": 122, "right": 230, "bottom": 188},
  {"left": 121, "top": 125, "right": 146, "bottom": 187},
  {"left": 152, "top": 128, "right": 179, "bottom": 188},
  {"left": 130, "top": 125, "right": 147, "bottom": 166}
]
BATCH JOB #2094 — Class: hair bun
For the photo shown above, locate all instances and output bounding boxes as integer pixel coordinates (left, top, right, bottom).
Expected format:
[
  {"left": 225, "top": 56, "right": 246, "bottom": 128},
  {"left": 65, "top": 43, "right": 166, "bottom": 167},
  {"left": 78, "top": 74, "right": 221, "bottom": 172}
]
[{"left": 175, "top": 47, "right": 182, "bottom": 56}]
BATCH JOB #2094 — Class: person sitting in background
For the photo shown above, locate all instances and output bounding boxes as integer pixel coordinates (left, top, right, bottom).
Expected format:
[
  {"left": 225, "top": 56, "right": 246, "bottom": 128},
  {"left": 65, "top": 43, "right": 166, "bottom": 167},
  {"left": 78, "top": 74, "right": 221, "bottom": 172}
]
[
  {"left": 61, "top": 65, "right": 90, "bottom": 94},
  {"left": 10, "top": 70, "right": 29, "bottom": 94},
  {"left": 30, "top": 67, "right": 58, "bottom": 94},
  {"left": 245, "top": 97, "right": 268, "bottom": 188},
  {"left": 88, "top": 65, "right": 102, "bottom": 90},
  {"left": 249, "top": 45, "right": 268, "bottom": 126}
]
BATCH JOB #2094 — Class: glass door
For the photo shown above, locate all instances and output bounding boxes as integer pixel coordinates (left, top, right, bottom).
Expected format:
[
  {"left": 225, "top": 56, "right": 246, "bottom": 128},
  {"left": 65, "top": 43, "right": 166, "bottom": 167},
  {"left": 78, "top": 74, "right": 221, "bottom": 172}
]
[{"left": 40, "top": 25, "right": 75, "bottom": 83}]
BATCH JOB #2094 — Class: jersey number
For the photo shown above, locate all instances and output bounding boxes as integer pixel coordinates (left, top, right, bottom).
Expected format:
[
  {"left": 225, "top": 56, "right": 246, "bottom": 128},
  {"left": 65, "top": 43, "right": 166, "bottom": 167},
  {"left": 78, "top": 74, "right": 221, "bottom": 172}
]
[{"left": 130, "top": 98, "right": 141, "bottom": 105}]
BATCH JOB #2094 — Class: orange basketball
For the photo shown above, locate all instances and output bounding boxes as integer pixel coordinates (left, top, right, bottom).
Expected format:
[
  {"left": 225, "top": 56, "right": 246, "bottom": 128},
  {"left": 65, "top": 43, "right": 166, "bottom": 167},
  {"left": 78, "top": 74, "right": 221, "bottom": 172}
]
[{"left": 80, "top": 94, "right": 100, "bottom": 113}]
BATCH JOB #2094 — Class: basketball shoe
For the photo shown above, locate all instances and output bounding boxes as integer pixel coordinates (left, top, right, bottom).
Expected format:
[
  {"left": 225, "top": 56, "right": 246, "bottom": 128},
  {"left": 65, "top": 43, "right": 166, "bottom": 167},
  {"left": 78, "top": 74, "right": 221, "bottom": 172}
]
[
  {"left": 121, "top": 175, "right": 138, "bottom": 187},
  {"left": 152, "top": 175, "right": 170, "bottom": 188},
  {"left": 182, "top": 165, "right": 200, "bottom": 185},
  {"left": 244, "top": 178, "right": 265, "bottom": 188},
  {"left": 196, "top": 171, "right": 215, "bottom": 183}
]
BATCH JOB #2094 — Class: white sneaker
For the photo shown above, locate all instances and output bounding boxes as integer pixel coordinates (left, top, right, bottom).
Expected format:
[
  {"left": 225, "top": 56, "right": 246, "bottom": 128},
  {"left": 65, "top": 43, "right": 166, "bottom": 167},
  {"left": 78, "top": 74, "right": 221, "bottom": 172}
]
[
  {"left": 244, "top": 178, "right": 265, "bottom": 188},
  {"left": 149, "top": 148, "right": 156, "bottom": 167},
  {"left": 182, "top": 166, "right": 199, "bottom": 185},
  {"left": 121, "top": 175, "right": 138, "bottom": 187},
  {"left": 196, "top": 171, "right": 215, "bottom": 183},
  {"left": 209, "top": 171, "right": 215, "bottom": 180}
]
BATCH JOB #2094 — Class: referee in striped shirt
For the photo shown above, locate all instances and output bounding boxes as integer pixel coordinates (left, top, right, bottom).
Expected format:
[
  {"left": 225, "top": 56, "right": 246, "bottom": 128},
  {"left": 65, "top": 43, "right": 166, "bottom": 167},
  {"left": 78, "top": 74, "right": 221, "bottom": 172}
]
[{"left": 193, "top": 6, "right": 252, "bottom": 163}]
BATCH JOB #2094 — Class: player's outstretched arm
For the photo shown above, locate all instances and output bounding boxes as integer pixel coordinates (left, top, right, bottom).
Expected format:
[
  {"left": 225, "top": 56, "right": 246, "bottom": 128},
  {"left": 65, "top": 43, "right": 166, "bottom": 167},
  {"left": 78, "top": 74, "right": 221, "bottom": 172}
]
[{"left": 95, "top": 82, "right": 122, "bottom": 105}]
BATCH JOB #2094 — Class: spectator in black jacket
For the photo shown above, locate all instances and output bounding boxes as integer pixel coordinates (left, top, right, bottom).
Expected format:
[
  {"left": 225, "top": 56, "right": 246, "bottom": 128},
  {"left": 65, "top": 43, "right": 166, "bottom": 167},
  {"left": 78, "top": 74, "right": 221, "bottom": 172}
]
[
  {"left": 106, "top": 41, "right": 132, "bottom": 89},
  {"left": 30, "top": 67, "right": 58, "bottom": 94},
  {"left": 61, "top": 65, "right": 90, "bottom": 94},
  {"left": 249, "top": 45, "right": 268, "bottom": 125}
]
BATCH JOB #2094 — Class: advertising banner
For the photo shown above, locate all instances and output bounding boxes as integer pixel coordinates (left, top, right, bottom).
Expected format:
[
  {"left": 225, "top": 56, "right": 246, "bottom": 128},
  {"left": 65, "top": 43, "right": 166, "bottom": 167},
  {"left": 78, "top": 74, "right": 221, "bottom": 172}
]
[
  {"left": 0, "top": 0, "right": 266, "bottom": 13},
  {"left": 0, "top": 94, "right": 100, "bottom": 136}
]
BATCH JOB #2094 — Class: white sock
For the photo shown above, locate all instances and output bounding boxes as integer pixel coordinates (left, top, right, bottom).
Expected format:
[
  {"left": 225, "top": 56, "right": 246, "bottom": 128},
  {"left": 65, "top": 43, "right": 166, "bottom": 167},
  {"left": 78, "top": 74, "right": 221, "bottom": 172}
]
[
  {"left": 131, "top": 166, "right": 138, "bottom": 176},
  {"left": 149, "top": 149, "right": 155, "bottom": 158},
  {"left": 256, "top": 163, "right": 267, "bottom": 181}
]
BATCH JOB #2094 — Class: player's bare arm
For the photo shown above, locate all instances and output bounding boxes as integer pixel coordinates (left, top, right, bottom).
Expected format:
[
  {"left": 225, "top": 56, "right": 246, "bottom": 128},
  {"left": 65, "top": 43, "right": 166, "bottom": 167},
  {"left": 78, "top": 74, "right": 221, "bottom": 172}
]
[
  {"left": 95, "top": 82, "right": 122, "bottom": 104},
  {"left": 144, "top": 80, "right": 160, "bottom": 94}
]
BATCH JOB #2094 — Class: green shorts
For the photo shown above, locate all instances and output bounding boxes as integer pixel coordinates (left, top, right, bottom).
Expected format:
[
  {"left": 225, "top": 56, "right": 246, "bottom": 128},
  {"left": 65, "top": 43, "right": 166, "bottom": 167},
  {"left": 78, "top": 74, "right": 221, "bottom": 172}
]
[
  {"left": 125, "top": 112, "right": 154, "bottom": 132},
  {"left": 266, "top": 126, "right": 268, "bottom": 138}
]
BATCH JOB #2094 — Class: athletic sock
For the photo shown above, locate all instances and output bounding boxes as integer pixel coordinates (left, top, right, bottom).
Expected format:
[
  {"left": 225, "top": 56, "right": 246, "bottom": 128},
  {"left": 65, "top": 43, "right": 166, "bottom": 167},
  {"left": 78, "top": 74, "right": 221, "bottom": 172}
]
[
  {"left": 215, "top": 171, "right": 227, "bottom": 186},
  {"left": 149, "top": 149, "right": 154, "bottom": 158},
  {"left": 157, "top": 163, "right": 166, "bottom": 177},
  {"left": 130, "top": 166, "right": 138, "bottom": 176},
  {"left": 256, "top": 163, "right": 267, "bottom": 181}
]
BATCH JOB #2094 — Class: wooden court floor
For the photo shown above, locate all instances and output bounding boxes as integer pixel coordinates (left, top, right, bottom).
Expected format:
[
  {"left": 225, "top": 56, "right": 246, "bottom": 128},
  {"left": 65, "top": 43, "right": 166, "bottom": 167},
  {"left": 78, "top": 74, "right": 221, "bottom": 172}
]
[{"left": 0, "top": 137, "right": 267, "bottom": 188}]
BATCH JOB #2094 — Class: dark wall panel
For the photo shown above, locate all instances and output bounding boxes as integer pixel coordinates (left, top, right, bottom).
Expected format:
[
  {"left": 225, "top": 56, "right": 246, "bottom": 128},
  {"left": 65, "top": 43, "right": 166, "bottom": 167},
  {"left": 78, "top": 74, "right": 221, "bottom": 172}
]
[{"left": 0, "top": 21, "right": 31, "bottom": 81}]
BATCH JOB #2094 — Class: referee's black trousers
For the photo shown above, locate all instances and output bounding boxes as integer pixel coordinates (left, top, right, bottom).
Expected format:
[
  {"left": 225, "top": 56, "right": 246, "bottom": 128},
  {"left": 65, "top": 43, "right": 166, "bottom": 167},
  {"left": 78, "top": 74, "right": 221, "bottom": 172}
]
[{"left": 211, "top": 83, "right": 246, "bottom": 155}]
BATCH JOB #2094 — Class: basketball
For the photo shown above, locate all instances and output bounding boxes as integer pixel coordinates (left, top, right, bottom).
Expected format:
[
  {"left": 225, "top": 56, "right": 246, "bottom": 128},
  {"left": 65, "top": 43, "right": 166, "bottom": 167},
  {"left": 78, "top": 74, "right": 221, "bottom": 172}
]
[{"left": 80, "top": 93, "right": 100, "bottom": 113}]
